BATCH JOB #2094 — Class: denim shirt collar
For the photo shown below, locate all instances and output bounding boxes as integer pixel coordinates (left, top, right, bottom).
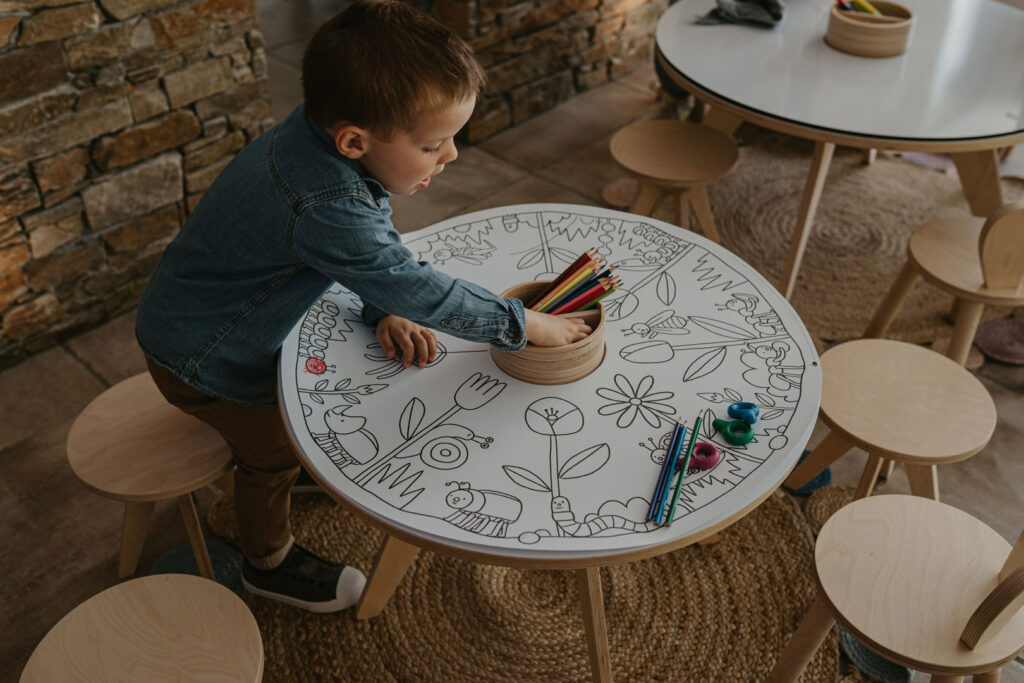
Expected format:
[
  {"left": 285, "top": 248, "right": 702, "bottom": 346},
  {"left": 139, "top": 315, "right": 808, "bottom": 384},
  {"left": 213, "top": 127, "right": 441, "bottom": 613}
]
[{"left": 301, "top": 104, "right": 390, "bottom": 203}]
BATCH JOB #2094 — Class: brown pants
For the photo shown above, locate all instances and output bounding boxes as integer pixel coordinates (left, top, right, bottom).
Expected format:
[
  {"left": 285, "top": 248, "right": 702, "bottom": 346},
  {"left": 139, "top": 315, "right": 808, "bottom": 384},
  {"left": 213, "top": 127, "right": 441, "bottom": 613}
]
[{"left": 146, "top": 358, "right": 298, "bottom": 569}]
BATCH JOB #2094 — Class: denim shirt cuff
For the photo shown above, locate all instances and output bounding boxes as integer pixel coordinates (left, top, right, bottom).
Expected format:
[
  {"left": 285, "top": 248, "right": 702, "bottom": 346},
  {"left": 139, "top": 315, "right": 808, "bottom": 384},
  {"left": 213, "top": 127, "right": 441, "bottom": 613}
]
[
  {"left": 492, "top": 297, "right": 527, "bottom": 352},
  {"left": 361, "top": 300, "right": 388, "bottom": 327}
]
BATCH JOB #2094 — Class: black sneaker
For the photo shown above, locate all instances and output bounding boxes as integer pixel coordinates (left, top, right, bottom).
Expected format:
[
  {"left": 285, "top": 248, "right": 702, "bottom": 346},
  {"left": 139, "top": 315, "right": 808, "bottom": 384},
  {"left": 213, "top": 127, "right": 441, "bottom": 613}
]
[
  {"left": 241, "top": 544, "right": 366, "bottom": 613},
  {"left": 291, "top": 467, "right": 324, "bottom": 494}
]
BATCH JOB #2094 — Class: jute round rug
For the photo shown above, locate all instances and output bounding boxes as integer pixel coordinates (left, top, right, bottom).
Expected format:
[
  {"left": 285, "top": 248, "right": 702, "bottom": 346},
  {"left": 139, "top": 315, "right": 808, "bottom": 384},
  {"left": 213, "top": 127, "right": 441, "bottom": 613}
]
[
  {"left": 646, "top": 126, "right": 1024, "bottom": 345},
  {"left": 208, "top": 490, "right": 841, "bottom": 682}
]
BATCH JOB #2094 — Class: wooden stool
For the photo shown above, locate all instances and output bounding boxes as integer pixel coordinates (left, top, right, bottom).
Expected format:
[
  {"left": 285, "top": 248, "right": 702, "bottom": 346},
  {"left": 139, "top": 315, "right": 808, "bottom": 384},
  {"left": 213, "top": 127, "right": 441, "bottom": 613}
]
[
  {"left": 20, "top": 573, "right": 263, "bottom": 682},
  {"left": 605, "top": 119, "right": 738, "bottom": 242},
  {"left": 784, "top": 339, "right": 996, "bottom": 501},
  {"left": 864, "top": 202, "right": 1024, "bottom": 365},
  {"left": 67, "top": 373, "right": 233, "bottom": 580},
  {"left": 768, "top": 495, "right": 1024, "bottom": 683}
]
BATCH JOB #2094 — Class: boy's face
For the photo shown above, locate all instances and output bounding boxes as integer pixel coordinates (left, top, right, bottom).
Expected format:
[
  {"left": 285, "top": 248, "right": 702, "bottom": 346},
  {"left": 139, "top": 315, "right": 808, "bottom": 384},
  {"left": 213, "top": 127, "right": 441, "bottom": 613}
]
[{"left": 338, "top": 96, "right": 475, "bottom": 196}]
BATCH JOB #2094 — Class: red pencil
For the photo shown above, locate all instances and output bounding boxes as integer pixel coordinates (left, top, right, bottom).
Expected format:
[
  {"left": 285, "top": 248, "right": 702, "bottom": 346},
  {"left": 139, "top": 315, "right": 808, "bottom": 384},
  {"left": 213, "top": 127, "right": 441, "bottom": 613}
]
[
  {"left": 526, "top": 249, "right": 594, "bottom": 307},
  {"left": 531, "top": 255, "right": 605, "bottom": 311},
  {"left": 549, "top": 278, "right": 611, "bottom": 314}
]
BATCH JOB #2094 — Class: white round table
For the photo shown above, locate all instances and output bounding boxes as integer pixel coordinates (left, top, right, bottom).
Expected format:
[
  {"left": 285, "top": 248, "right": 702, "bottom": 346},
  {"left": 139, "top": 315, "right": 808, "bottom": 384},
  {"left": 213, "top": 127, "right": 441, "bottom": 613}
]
[
  {"left": 278, "top": 204, "right": 822, "bottom": 681},
  {"left": 656, "top": 0, "right": 1024, "bottom": 298}
]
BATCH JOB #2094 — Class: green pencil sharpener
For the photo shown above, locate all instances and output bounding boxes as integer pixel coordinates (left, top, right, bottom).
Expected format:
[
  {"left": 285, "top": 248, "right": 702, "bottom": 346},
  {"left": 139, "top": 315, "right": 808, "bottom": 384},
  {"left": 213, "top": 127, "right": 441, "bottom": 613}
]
[{"left": 712, "top": 418, "right": 754, "bottom": 446}]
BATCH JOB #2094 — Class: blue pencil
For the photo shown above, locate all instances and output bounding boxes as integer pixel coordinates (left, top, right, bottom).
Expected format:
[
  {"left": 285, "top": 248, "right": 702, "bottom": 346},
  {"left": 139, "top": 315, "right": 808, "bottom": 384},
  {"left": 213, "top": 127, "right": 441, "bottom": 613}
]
[
  {"left": 655, "top": 421, "right": 688, "bottom": 523},
  {"left": 647, "top": 419, "right": 682, "bottom": 520}
]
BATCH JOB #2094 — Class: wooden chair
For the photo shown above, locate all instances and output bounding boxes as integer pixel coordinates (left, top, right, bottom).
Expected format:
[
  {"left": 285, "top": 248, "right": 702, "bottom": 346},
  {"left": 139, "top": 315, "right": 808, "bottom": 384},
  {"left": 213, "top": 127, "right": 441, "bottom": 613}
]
[
  {"left": 784, "top": 339, "right": 996, "bottom": 501},
  {"left": 67, "top": 373, "right": 234, "bottom": 580},
  {"left": 20, "top": 573, "right": 263, "bottom": 682},
  {"left": 864, "top": 202, "right": 1024, "bottom": 365},
  {"left": 603, "top": 119, "right": 739, "bottom": 243},
  {"left": 768, "top": 494, "right": 1024, "bottom": 683}
]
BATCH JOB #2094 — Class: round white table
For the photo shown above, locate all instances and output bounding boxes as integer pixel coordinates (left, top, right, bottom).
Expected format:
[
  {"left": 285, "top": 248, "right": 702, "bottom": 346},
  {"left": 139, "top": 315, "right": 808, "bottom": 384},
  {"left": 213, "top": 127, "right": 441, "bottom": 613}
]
[
  {"left": 278, "top": 204, "right": 822, "bottom": 681},
  {"left": 656, "top": 0, "right": 1024, "bottom": 298}
]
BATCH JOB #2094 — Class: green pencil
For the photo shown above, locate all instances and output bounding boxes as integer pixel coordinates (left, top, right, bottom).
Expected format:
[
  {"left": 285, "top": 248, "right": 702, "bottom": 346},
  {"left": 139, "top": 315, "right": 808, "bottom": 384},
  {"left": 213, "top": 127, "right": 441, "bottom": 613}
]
[{"left": 666, "top": 413, "right": 703, "bottom": 526}]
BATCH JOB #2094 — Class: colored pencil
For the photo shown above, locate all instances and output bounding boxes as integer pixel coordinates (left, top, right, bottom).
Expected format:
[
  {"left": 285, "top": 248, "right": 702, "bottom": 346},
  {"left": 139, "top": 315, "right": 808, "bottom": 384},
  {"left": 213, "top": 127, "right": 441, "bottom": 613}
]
[
  {"left": 548, "top": 279, "right": 610, "bottom": 315},
  {"left": 666, "top": 413, "right": 704, "bottom": 526},
  {"left": 535, "top": 265, "right": 597, "bottom": 312},
  {"left": 526, "top": 249, "right": 593, "bottom": 307},
  {"left": 532, "top": 257, "right": 603, "bottom": 311},
  {"left": 541, "top": 266, "right": 616, "bottom": 313},
  {"left": 850, "top": 0, "right": 879, "bottom": 13},
  {"left": 577, "top": 281, "right": 619, "bottom": 310},
  {"left": 654, "top": 420, "right": 688, "bottom": 523},
  {"left": 647, "top": 419, "right": 683, "bottom": 520}
]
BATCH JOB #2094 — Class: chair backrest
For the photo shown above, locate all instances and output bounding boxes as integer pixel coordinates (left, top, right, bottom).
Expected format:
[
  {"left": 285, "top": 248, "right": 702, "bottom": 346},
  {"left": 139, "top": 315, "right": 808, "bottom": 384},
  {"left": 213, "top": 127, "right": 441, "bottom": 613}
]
[
  {"left": 961, "top": 527, "right": 1024, "bottom": 649},
  {"left": 979, "top": 202, "right": 1024, "bottom": 290}
]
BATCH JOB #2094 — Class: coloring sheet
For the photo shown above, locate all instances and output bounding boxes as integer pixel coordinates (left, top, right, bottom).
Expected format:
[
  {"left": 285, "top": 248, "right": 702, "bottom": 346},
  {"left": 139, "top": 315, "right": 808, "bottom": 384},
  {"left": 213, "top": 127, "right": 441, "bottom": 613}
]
[{"left": 279, "top": 204, "right": 821, "bottom": 558}]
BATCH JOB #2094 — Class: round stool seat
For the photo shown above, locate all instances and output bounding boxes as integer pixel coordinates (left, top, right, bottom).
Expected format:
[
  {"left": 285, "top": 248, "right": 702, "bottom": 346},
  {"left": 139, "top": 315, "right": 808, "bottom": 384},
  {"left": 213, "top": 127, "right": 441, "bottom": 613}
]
[
  {"left": 820, "top": 339, "right": 995, "bottom": 463},
  {"left": 20, "top": 574, "right": 263, "bottom": 682},
  {"left": 909, "top": 216, "right": 1024, "bottom": 306},
  {"left": 609, "top": 120, "right": 738, "bottom": 186},
  {"left": 817, "top": 495, "right": 1024, "bottom": 674},
  {"left": 68, "top": 373, "right": 232, "bottom": 502}
]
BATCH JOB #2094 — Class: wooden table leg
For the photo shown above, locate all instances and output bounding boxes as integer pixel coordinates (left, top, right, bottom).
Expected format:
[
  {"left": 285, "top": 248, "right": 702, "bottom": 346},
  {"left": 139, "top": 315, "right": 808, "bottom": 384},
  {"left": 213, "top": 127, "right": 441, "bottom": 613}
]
[
  {"left": 356, "top": 534, "right": 421, "bottom": 620},
  {"left": 577, "top": 567, "right": 613, "bottom": 683},
  {"left": 697, "top": 102, "right": 743, "bottom": 136},
  {"left": 950, "top": 149, "right": 1004, "bottom": 216},
  {"left": 781, "top": 141, "right": 835, "bottom": 300},
  {"left": 928, "top": 675, "right": 964, "bottom": 683},
  {"left": 177, "top": 493, "right": 215, "bottom": 580},
  {"left": 784, "top": 430, "right": 853, "bottom": 490},
  {"left": 766, "top": 591, "right": 836, "bottom": 683}
]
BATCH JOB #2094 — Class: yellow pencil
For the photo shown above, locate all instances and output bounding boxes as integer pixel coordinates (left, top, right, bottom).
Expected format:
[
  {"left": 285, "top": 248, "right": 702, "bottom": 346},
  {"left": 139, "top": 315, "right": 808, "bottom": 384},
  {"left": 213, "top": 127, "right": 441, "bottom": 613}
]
[
  {"left": 531, "top": 257, "right": 603, "bottom": 311},
  {"left": 851, "top": 0, "right": 880, "bottom": 14},
  {"left": 536, "top": 266, "right": 595, "bottom": 312}
]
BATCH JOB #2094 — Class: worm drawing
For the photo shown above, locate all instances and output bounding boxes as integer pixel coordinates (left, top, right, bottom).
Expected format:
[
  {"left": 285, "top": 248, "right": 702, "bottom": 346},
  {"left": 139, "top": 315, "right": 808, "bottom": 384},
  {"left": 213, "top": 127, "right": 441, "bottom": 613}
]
[
  {"left": 443, "top": 482, "right": 522, "bottom": 537},
  {"left": 550, "top": 496, "right": 657, "bottom": 537}
]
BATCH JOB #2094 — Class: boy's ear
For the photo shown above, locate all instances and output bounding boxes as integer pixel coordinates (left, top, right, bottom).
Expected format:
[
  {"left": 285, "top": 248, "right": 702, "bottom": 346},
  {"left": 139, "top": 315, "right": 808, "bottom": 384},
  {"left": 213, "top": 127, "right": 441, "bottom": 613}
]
[{"left": 333, "top": 124, "right": 369, "bottom": 159}]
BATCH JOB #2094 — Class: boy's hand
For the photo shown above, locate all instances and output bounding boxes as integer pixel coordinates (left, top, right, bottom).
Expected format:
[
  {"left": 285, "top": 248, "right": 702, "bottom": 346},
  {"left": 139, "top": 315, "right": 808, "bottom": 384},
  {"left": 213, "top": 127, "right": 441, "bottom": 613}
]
[
  {"left": 376, "top": 315, "right": 438, "bottom": 368},
  {"left": 523, "top": 308, "right": 592, "bottom": 347}
]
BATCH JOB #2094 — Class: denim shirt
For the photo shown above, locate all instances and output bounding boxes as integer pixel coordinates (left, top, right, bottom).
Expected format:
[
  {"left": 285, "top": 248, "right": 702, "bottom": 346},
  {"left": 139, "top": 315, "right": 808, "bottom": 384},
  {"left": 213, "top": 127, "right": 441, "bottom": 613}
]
[{"left": 136, "top": 104, "right": 526, "bottom": 406}]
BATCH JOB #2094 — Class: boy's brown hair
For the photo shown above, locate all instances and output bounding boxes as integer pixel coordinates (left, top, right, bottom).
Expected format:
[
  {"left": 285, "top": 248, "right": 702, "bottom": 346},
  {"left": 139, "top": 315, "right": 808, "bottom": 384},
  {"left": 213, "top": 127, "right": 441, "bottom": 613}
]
[{"left": 302, "top": 0, "right": 485, "bottom": 140}]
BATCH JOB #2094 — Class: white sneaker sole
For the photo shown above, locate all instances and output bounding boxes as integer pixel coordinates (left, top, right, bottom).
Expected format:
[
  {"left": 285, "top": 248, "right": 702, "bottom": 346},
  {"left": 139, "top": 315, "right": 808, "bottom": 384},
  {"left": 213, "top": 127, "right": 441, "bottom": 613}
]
[{"left": 241, "top": 566, "right": 366, "bottom": 613}]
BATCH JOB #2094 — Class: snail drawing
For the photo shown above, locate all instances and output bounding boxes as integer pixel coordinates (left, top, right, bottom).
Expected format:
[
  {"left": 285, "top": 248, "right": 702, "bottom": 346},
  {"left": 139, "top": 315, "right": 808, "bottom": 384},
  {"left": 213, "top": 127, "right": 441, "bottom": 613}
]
[
  {"left": 443, "top": 482, "right": 522, "bottom": 537},
  {"left": 394, "top": 423, "right": 493, "bottom": 470}
]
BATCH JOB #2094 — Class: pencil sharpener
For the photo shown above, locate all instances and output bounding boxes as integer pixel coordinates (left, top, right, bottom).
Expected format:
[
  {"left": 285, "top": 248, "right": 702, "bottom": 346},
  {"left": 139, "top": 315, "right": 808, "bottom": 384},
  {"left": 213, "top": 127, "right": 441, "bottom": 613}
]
[
  {"left": 727, "top": 401, "right": 759, "bottom": 425},
  {"left": 712, "top": 418, "right": 754, "bottom": 446}
]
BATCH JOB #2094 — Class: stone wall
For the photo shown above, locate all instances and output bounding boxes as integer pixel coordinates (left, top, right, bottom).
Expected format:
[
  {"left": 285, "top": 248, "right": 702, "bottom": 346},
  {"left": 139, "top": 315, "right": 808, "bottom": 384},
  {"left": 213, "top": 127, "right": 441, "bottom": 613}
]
[
  {"left": 453, "top": 0, "right": 667, "bottom": 141},
  {"left": 0, "top": 0, "right": 270, "bottom": 370}
]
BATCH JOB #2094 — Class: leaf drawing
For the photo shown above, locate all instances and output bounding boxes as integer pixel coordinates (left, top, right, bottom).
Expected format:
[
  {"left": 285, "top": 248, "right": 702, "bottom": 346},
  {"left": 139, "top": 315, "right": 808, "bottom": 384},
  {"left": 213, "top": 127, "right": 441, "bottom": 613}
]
[
  {"left": 697, "top": 392, "right": 725, "bottom": 403},
  {"left": 755, "top": 392, "right": 777, "bottom": 407},
  {"left": 342, "top": 394, "right": 360, "bottom": 404},
  {"left": 334, "top": 379, "right": 351, "bottom": 391},
  {"left": 550, "top": 246, "right": 579, "bottom": 264},
  {"left": 503, "top": 465, "right": 551, "bottom": 492},
  {"left": 315, "top": 379, "right": 329, "bottom": 391},
  {"left": 399, "top": 397, "right": 425, "bottom": 440},
  {"left": 688, "top": 316, "right": 755, "bottom": 341},
  {"left": 656, "top": 272, "right": 677, "bottom": 306},
  {"left": 517, "top": 249, "right": 544, "bottom": 269},
  {"left": 310, "top": 393, "right": 324, "bottom": 405},
  {"left": 761, "top": 409, "right": 785, "bottom": 420},
  {"left": 683, "top": 347, "right": 727, "bottom": 382},
  {"left": 558, "top": 443, "right": 610, "bottom": 480},
  {"left": 702, "top": 410, "right": 717, "bottom": 438},
  {"left": 724, "top": 388, "right": 743, "bottom": 403}
]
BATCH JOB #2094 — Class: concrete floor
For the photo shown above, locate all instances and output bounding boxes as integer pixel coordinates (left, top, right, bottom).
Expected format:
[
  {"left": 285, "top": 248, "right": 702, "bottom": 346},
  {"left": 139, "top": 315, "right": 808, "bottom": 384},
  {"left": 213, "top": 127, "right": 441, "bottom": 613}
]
[{"left": 4, "top": 1, "right": 1023, "bottom": 680}]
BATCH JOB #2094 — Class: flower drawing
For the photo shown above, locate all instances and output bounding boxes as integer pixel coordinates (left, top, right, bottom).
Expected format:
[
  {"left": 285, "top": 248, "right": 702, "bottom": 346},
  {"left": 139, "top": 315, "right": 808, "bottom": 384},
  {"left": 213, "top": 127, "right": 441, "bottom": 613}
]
[{"left": 596, "top": 374, "right": 675, "bottom": 428}]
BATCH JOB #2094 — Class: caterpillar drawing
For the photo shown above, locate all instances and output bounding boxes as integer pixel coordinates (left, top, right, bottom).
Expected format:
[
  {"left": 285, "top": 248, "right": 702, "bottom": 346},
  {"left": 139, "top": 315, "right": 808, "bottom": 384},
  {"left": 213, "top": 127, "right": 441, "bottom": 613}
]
[
  {"left": 443, "top": 482, "right": 522, "bottom": 538},
  {"left": 550, "top": 496, "right": 658, "bottom": 537}
]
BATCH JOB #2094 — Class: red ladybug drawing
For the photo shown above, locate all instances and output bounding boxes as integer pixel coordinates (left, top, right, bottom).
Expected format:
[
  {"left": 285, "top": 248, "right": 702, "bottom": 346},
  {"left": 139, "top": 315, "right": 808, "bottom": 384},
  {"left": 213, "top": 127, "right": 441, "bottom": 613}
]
[{"left": 304, "top": 357, "right": 334, "bottom": 375}]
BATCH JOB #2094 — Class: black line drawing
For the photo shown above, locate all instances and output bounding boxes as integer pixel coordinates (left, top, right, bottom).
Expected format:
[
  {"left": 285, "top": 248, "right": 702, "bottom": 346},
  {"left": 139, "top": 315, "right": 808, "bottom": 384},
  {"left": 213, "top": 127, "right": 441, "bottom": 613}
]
[
  {"left": 309, "top": 406, "right": 379, "bottom": 469},
  {"left": 716, "top": 293, "right": 786, "bottom": 337},
  {"left": 352, "top": 372, "right": 506, "bottom": 486},
  {"left": 298, "top": 299, "right": 358, "bottom": 371},
  {"left": 443, "top": 481, "right": 522, "bottom": 537},
  {"left": 550, "top": 496, "right": 657, "bottom": 537},
  {"left": 595, "top": 374, "right": 675, "bottom": 428},
  {"left": 622, "top": 309, "right": 691, "bottom": 339}
]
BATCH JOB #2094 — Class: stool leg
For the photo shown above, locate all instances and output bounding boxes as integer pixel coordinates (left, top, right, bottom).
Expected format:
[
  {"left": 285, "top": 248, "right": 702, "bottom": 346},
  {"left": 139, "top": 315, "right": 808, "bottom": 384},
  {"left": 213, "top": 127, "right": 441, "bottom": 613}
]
[
  {"left": 767, "top": 591, "right": 836, "bottom": 683},
  {"left": 784, "top": 430, "right": 853, "bottom": 490},
  {"left": 863, "top": 261, "right": 919, "bottom": 338},
  {"left": 974, "top": 669, "right": 1001, "bottom": 683},
  {"left": 905, "top": 464, "right": 939, "bottom": 501},
  {"left": 630, "top": 182, "right": 663, "bottom": 217},
  {"left": 118, "top": 500, "right": 155, "bottom": 578},
  {"left": 863, "top": 148, "right": 877, "bottom": 165},
  {"left": 947, "top": 299, "right": 985, "bottom": 366},
  {"left": 177, "top": 493, "right": 215, "bottom": 580},
  {"left": 698, "top": 102, "right": 743, "bottom": 136},
  {"left": 577, "top": 567, "right": 613, "bottom": 683},
  {"left": 674, "top": 190, "right": 691, "bottom": 232},
  {"left": 930, "top": 676, "right": 964, "bottom": 683},
  {"left": 356, "top": 534, "right": 421, "bottom": 619},
  {"left": 854, "top": 453, "right": 884, "bottom": 500},
  {"left": 781, "top": 141, "right": 835, "bottom": 300},
  {"left": 878, "top": 458, "right": 896, "bottom": 481},
  {"left": 687, "top": 187, "right": 721, "bottom": 243}
]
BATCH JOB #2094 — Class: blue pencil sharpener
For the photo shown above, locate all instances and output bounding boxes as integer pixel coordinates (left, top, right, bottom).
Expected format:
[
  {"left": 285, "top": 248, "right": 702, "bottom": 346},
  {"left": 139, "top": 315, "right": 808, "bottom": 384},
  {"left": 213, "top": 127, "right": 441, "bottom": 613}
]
[{"left": 728, "top": 401, "right": 759, "bottom": 425}]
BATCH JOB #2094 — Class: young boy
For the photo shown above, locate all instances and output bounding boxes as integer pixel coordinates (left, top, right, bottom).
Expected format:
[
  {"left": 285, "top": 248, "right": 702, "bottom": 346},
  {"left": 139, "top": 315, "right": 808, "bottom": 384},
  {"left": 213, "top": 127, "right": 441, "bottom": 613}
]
[{"left": 135, "top": 0, "right": 589, "bottom": 613}]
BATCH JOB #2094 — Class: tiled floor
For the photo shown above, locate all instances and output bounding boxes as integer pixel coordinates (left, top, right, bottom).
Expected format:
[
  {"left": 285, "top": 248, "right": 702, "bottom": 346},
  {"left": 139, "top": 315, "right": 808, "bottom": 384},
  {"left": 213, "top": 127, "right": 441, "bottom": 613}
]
[{"left": 4, "top": 3, "right": 1024, "bottom": 681}]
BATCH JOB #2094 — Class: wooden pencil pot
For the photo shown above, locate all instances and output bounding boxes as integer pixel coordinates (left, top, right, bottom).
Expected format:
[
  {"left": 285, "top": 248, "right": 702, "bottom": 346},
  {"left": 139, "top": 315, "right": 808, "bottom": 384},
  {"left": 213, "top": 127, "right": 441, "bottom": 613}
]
[
  {"left": 490, "top": 281, "right": 606, "bottom": 385},
  {"left": 825, "top": 1, "right": 913, "bottom": 58}
]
